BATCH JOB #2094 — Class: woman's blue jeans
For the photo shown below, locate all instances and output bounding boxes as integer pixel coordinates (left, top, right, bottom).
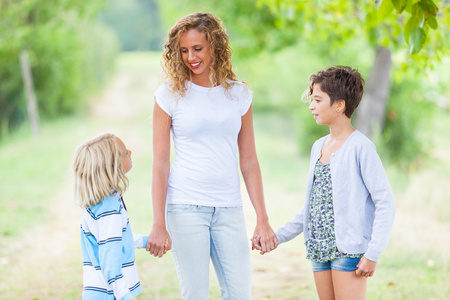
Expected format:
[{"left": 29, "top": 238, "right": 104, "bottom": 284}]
[{"left": 166, "top": 204, "right": 251, "bottom": 300}]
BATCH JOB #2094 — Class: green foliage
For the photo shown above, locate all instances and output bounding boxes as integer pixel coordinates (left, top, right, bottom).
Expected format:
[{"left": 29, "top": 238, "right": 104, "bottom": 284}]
[
  {"left": 155, "top": 0, "right": 302, "bottom": 58},
  {"left": 259, "top": 0, "right": 449, "bottom": 60},
  {"left": 100, "top": 0, "right": 164, "bottom": 51},
  {"left": 409, "top": 27, "right": 427, "bottom": 54},
  {"left": 381, "top": 79, "right": 435, "bottom": 170},
  {"left": 237, "top": 38, "right": 376, "bottom": 152},
  {"left": 80, "top": 23, "right": 120, "bottom": 93},
  {"left": 237, "top": 35, "right": 448, "bottom": 170},
  {"left": 0, "top": 52, "right": 448, "bottom": 299},
  {"left": 0, "top": 49, "right": 26, "bottom": 133},
  {"left": 154, "top": 0, "right": 449, "bottom": 167},
  {"left": 0, "top": 116, "right": 83, "bottom": 238},
  {"left": 253, "top": 0, "right": 449, "bottom": 168},
  {"left": 0, "top": 0, "right": 119, "bottom": 137}
]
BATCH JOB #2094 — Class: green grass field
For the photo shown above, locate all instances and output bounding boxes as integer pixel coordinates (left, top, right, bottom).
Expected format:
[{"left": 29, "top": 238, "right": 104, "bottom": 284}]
[{"left": 0, "top": 52, "right": 448, "bottom": 299}]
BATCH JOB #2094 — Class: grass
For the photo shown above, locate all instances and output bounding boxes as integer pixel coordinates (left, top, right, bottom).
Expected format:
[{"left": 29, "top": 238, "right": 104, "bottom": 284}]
[
  {"left": 0, "top": 52, "right": 449, "bottom": 299},
  {"left": 0, "top": 115, "right": 90, "bottom": 239}
]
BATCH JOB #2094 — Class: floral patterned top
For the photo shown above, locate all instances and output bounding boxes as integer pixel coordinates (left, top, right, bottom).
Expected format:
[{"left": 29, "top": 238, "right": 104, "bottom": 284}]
[{"left": 305, "top": 161, "right": 363, "bottom": 263}]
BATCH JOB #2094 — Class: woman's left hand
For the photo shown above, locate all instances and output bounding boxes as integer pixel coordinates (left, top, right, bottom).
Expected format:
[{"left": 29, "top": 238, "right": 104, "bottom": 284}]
[{"left": 252, "top": 220, "right": 278, "bottom": 254}]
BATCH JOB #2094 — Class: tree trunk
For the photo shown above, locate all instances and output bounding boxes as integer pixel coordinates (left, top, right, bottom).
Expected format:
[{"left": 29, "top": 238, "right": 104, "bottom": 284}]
[
  {"left": 354, "top": 46, "right": 392, "bottom": 139},
  {"left": 19, "top": 50, "right": 40, "bottom": 138}
]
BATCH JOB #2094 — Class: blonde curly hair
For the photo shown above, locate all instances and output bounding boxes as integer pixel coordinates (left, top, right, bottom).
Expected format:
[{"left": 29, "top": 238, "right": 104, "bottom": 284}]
[
  {"left": 162, "top": 12, "right": 239, "bottom": 97},
  {"left": 72, "top": 133, "right": 129, "bottom": 208}
]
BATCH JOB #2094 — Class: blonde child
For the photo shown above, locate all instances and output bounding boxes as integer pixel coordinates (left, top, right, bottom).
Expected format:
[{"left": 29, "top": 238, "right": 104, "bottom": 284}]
[
  {"left": 253, "top": 66, "right": 396, "bottom": 299},
  {"left": 72, "top": 133, "right": 160, "bottom": 300}
]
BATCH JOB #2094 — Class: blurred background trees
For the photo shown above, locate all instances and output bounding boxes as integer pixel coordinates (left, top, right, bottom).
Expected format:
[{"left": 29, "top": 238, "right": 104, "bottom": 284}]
[
  {"left": 0, "top": 2, "right": 448, "bottom": 298},
  {"left": 0, "top": 0, "right": 448, "bottom": 170},
  {"left": 252, "top": 0, "right": 449, "bottom": 169},
  {"left": 156, "top": 0, "right": 449, "bottom": 170},
  {"left": 99, "top": 0, "right": 163, "bottom": 51},
  {"left": 0, "top": 0, "right": 118, "bottom": 136}
]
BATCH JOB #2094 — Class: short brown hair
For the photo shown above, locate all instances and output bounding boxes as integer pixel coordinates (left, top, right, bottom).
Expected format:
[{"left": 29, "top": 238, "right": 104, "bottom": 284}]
[{"left": 307, "top": 66, "right": 365, "bottom": 118}]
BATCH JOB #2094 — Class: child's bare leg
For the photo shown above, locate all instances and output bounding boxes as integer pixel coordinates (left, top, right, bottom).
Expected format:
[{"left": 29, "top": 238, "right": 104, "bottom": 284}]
[
  {"left": 332, "top": 270, "right": 367, "bottom": 300},
  {"left": 313, "top": 270, "right": 335, "bottom": 300}
]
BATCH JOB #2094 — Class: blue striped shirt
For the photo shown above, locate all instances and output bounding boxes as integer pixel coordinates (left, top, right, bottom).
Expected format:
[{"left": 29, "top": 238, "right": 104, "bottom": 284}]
[{"left": 80, "top": 194, "right": 147, "bottom": 300}]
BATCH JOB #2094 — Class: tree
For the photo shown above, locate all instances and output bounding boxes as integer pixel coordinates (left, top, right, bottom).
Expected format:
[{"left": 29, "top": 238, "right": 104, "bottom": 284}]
[
  {"left": 0, "top": 0, "right": 118, "bottom": 137},
  {"left": 257, "top": 0, "right": 449, "bottom": 138},
  {"left": 154, "top": 0, "right": 448, "bottom": 167},
  {"left": 159, "top": 0, "right": 314, "bottom": 59}
]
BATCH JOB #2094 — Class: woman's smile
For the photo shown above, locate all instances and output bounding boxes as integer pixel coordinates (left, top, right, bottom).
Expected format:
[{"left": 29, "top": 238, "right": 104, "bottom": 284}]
[
  {"left": 179, "top": 28, "right": 212, "bottom": 86},
  {"left": 190, "top": 61, "right": 202, "bottom": 69}
]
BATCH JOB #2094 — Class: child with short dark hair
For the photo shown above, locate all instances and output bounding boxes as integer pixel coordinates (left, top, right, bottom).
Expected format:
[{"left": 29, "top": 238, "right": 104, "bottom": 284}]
[{"left": 254, "top": 66, "right": 395, "bottom": 299}]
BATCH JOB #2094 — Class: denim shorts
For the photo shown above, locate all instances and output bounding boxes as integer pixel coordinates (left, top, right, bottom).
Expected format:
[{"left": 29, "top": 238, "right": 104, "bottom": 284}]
[{"left": 311, "top": 257, "right": 362, "bottom": 272}]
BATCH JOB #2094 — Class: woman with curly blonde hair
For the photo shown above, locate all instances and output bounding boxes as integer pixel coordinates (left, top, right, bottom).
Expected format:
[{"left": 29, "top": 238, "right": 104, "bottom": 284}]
[
  {"left": 146, "top": 12, "right": 278, "bottom": 299},
  {"left": 161, "top": 12, "right": 237, "bottom": 97}
]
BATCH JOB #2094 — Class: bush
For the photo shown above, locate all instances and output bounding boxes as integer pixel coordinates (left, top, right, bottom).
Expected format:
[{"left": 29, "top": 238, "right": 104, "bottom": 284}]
[
  {"left": 0, "top": 1, "right": 119, "bottom": 138},
  {"left": 381, "top": 80, "right": 437, "bottom": 171}
]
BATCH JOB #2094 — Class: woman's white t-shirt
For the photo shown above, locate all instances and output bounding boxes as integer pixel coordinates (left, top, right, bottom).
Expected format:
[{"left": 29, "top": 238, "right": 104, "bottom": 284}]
[{"left": 154, "top": 81, "right": 252, "bottom": 207}]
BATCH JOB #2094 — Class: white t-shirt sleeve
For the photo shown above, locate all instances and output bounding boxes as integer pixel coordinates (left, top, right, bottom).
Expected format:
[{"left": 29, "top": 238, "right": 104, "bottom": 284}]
[
  {"left": 154, "top": 84, "right": 174, "bottom": 117},
  {"left": 236, "top": 82, "right": 253, "bottom": 116}
]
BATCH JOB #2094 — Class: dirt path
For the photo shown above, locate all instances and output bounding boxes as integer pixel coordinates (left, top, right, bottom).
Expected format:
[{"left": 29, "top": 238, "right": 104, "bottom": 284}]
[
  {"left": 0, "top": 54, "right": 317, "bottom": 299},
  {"left": 4, "top": 53, "right": 446, "bottom": 300},
  {"left": 0, "top": 181, "right": 81, "bottom": 298},
  {"left": 0, "top": 57, "right": 160, "bottom": 299}
]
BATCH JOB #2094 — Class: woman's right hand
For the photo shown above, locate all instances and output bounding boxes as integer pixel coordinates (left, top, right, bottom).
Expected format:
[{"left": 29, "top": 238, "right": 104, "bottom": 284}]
[{"left": 146, "top": 225, "right": 172, "bottom": 258}]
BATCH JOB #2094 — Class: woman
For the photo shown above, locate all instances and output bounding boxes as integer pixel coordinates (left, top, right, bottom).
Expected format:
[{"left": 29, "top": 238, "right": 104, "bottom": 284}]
[{"left": 146, "top": 12, "right": 277, "bottom": 300}]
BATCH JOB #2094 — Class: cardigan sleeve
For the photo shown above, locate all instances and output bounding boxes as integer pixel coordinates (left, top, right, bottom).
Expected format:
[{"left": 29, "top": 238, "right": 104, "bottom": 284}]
[
  {"left": 359, "top": 141, "right": 396, "bottom": 262},
  {"left": 275, "top": 206, "right": 305, "bottom": 244},
  {"left": 275, "top": 138, "right": 324, "bottom": 244}
]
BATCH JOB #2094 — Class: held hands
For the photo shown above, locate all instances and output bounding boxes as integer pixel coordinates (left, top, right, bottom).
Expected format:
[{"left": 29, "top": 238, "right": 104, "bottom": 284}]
[
  {"left": 251, "top": 221, "right": 278, "bottom": 255},
  {"left": 251, "top": 234, "right": 278, "bottom": 255},
  {"left": 146, "top": 225, "right": 172, "bottom": 258},
  {"left": 356, "top": 256, "right": 377, "bottom": 277}
]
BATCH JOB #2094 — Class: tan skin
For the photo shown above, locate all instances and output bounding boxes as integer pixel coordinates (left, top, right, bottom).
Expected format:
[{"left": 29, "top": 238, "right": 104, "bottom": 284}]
[
  {"left": 238, "top": 104, "right": 278, "bottom": 252},
  {"left": 114, "top": 137, "right": 132, "bottom": 173},
  {"left": 253, "top": 83, "right": 377, "bottom": 299},
  {"left": 114, "top": 137, "right": 137, "bottom": 300},
  {"left": 146, "top": 102, "right": 172, "bottom": 258},
  {"left": 147, "top": 28, "right": 278, "bottom": 257}
]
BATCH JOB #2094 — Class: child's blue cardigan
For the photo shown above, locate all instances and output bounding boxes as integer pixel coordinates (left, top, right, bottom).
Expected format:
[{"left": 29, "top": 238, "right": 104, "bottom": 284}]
[{"left": 276, "top": 130, "right": 396, "bottom": 262}]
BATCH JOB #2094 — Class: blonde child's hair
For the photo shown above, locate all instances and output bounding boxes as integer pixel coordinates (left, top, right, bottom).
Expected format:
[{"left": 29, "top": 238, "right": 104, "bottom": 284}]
[
  {"left": 72, "top": 133, "right": 129, "bottom": 208},
  {"left": 162, "top": 12, "right": 238, "bottom": 97}
]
